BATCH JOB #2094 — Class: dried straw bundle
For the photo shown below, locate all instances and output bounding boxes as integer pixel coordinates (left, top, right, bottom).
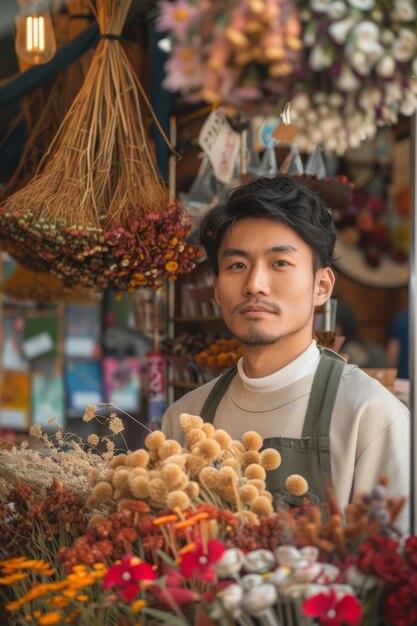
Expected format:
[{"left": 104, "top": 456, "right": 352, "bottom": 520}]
[{"left": 0, "top": 0, "right": 200, "bottom": 290}]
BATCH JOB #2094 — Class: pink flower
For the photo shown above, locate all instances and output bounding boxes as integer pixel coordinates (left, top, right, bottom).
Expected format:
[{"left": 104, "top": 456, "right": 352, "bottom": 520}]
[
  {"left": 102, "top": 556, "right": 156, "bottom": 602},
  {"left": 162, "top": 44, "right": 204, "bottom": 92},
  {"left": 179, "top": 540, "right": 226, "bottom": 583},
  {"left": 302, "top": 589, "right": 362, "bottom": 626},
  {"left": 156, "top": 0, "right": 200, "bottom": 40}
]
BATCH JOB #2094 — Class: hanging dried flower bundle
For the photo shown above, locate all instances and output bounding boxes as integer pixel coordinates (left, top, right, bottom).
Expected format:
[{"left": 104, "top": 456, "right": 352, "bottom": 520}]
[{"left": 0, "top": 0, "right": 201, "bottom": 291}]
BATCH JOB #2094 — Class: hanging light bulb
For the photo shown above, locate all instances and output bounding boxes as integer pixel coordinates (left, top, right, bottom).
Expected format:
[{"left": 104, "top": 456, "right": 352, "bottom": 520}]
[{"left": 15, "top": 0, "right": 57, "bottom": 66}]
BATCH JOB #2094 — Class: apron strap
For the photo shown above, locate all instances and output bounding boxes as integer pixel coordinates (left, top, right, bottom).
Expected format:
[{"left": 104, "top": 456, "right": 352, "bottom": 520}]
[
  {"left": 200, "top": 366, "right": 238, "bottom": 423},
  {"left": 301, "top": 348, "right": 346, "bottom": 439}
]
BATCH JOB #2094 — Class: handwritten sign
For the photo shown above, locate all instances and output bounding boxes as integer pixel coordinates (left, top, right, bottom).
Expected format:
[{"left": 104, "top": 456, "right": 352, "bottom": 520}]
[{"left": 198, "top": 109, "right": 241, "bottom": 184}]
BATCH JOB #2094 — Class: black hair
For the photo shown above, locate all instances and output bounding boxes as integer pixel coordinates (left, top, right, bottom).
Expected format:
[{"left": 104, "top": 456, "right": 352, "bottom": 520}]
[{"left": 199, "top": 175, "right": 337, "bottom": 275}]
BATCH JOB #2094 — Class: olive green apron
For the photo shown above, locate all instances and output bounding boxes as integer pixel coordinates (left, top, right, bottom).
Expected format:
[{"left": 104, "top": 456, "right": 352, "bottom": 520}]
[{"left": 199, "top": 348, "right": 346, "bottom": 504}]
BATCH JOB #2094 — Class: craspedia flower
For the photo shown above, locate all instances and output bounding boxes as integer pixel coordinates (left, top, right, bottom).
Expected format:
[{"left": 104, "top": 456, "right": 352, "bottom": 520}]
[
  {"left": 176, "top": 473, "right": 189, "bottom": 489},
  {"left": 87, "top": 481, "right": 113, "bottom": 506},
  {"left": 109, "top": 415, "right": 124, "bottom": 434},
  {"left": 179, "top": 413, "right": 204, "bottom": 432},
  {"left": 212, "top": 429, "right": 233, "bottom": 449},
  {"left": 161, "top": 454, "right": 186, "bottom": 468},
  {"left": 166, "top": 490, "right": 190, "bottom": 510},
  {"left": 260, "top": 490, "right": 273, "bottom": 502},
  {"left": 221, "top": 458, "right": 239, "bottom": 471},
  {"left": 83, "top": 404, "right": 97, "bottom": 422},
  {"left": 110, "top": 454, "right": 128, "bottom": 469},
  {"left": 129, "top": 476, "right": 150, "bottom": 499},
  {"left": 245, "top": 464, "right": 266, "bottom": 481},
  {"left": 148, "top": 479, "right": 169, "bottom": 503},
  {"left": 236, "top": 510, "right": 259, "bottom": 525},
  {"left": 88, "top": 468, "right": 101, "bottom": 487},
  {"left": 199, "top": 466, "right": 219, "bottom": 488},
  {"left": 87, "top": 434, "right": 100, "bottom": 447},
  {"left": 186, "top": 427, "right": 206, "bottom": 447},
  {"left": 159, "top": 439, "right": 182, "bottom": 459},
  {"left": 112, "top": 469, "right": 131, "bottom": 490},
  {"left": 202, "top": 423, "right": 215, "bottom": 436},
  {"left": 259, "top": 448, "right": 281, "bottom": 470},
  {"left": 185, "top": 481, "right": 200, "bottom": 500},
  {"left": 247, "top": 478, "right": 266, "bottom": 492},
  {"left": 242, "top": 431, "right": 263, "bottom": 451},
  {"left": 144, "top": 430, "right": 166, "bottom": 450},
  {"left": 199, "top": 438, "right": 221, "bottom": 460},
  {"left": 129, "top": 467, "right": 148, "bottom": 479},
  {"left": 126, "top": 449, "right": 149, "bottom": 468},
  {"left": 186, "top": 455, "right": 207, "bottom": 477},
  {"left": 238, "top": 484, "right": 259, "bottom": 504},
  {"left": 251, "top": 495, "right": 273, "bottom": 516},
  {"left": 285, "top": 474, "right": 309, "bottom": 496},
  {"left": 161, "top": 463, "right": 184, "bottom": 487},
  {"left": 242, "top": 450, "right": 260, "bottom": 467}
]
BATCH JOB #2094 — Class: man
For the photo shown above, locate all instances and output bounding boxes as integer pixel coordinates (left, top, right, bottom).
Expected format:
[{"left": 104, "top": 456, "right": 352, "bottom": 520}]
[{"left": 162, "top": 175, "right": 409, "bottom": 525}]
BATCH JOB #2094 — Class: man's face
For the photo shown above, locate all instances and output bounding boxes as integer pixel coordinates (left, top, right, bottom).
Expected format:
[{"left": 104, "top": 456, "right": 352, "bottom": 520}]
[{"left": 213, "top": 218, "right": 334, "bottom": 348}]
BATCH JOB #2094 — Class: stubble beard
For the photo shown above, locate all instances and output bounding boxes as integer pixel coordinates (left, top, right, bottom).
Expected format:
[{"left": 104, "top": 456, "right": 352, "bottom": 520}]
[{"left": 232, "top": 313, "right": 314, "bottom": 347}]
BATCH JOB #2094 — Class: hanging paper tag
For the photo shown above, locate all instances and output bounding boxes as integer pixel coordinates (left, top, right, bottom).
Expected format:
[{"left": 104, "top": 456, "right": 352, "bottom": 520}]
[{"left": 198, "top": 108, "right": 241, "bottom": 184}]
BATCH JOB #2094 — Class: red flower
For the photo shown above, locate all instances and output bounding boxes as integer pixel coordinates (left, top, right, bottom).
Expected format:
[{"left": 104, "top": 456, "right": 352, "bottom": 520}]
[
  {"left": 179, "top": 540, "right": 226, "bottom": 583},
  {"left": 102, "top": 555, "right": 156, "bottom": 602},
  {"left": 150, "top": 571, "right": 197, "bottom": 608},
  {"left": 303, "top": 589, "right": 362, "bottom": 626}
]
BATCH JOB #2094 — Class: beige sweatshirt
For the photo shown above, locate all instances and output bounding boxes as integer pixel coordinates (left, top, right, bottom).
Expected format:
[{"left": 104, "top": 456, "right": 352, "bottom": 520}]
[{"left": 162, "top": 344, "right": 410, "bottom": 529}]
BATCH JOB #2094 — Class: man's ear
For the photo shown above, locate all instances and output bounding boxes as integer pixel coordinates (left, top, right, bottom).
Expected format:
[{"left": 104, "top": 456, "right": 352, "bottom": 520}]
[
  {"left": 213, "top": 274, "right": 220, "bottom": 307},
  {"left": 314, "top": 267, "right": 335, "bottom": 307}
]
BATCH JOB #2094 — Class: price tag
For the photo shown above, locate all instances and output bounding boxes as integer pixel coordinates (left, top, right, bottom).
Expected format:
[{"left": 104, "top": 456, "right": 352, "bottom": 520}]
[
  {"left": 198, "top": 108, "right": 241, "bottom": 184},
  {"left": 22, "top": 332, "right": 54, "bottom": 359}
]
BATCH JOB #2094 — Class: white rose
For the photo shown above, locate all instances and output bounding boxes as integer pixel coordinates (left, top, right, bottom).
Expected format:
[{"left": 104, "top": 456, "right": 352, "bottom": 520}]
[
  {"left": 326, "top": 1, "right": 348, "bottom": 19},
  {"left": 392, "top": 0, "right": 416, "bottom": 22},
  {"left": 347, "top": 0, "right": 374, "bottom": 9},
  {"left": 376, "top": 55, "right": 396, "bottom": 78},
  {"left": 309, "top": 43, "right": 333, "bottom": 70},
  {"left": 336, "top": 63, "right": 361, "bottom": 91},
  {"left": 328, "top": 17, "right": 355, "bottom": 44}
]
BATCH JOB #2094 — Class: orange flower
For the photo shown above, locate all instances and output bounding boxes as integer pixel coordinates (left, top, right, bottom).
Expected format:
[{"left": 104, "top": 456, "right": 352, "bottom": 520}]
[
  {"left": 37, "top": 611, "right": 62, "bottom": 625},
  {"left": 165, "top": 261, "right": 179, "bottom": 273},
  {"left": 0, "top": 572, "right": 28, "bottom": 584}
]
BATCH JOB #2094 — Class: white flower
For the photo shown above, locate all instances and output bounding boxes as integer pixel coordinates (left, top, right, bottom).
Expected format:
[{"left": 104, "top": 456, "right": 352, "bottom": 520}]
[
  {"left": 336, "top": 64, "right": 361, "bottom": 91},
  {"left": 381, "top": 29, "right": 395, "bottom": 46},
  {"left": 352, "top": 21, "right": 380, "bottom": 49},
  {"left": 326, "top": 1, "right": 348, "bottom": 19},
  {"left": 242, "top": 584, "right": 278, "bottom": 617},
  {"left": 345, "top": 565, "right": 381, "bottom": 592},
  {"left": 215, "top": 548, "right": 245, "bottom": 578},
  {"left": 392, "top": 0, "right": 416, "bottom": 21},
  {"left": 376, "top": 54, "right": 396, "bottom": 78},
  {"left": 384, "top": 80, "right": 402, "bottom": 105},
  {"left": 400, "top": 90, "right": 417, "bottom": 115},
  {"left": 275, "top": 545, "right": 303, "bottom": 567},
  {"left": 292, "top": 92, "right": 310, "bottom": 112},
  {"left": 347, "top": 0, "right": 374, "bottom": 8},
  {"left": 268, "top": 566, "right": 292, "bottom": 586},
  {"left": 291, "top": 563, "right": 323, "bottom": 582},
  {"left": 311, "top": 0, "right": 331, "bottom": 11},
  {"left": 413, "top": 57, "right": 417, "bottom": 77},
  {"left": 359, "top": 86, "right": 382, "bottom": 109},
  {"left": 329, "top": 92, "right": 344, "bottom": 107},
  {"left": 243, "top": 550, "right": 276, "bottom": 573},
  {"left": 350, "top": 49, "right": 374, "bottom": 76},
  {"left": 212, "top": 584, "right": 243, "bottom": 618},
  {"left": 309, "top": 43, "right": 333, "bottom": 71},
  {"left": 328, "top": 17, "right": 355, "bottom": 44},
  {"left": 392, "top": 28, "right": 417, "bottom": 62},
  {"left": 241, "top": 574, "right": 264, "bottom": 590}
]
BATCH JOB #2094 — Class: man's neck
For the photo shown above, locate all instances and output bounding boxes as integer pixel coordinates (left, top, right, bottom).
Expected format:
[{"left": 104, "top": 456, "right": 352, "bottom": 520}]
[{"left": 241, "top": 336, "right": 314, "bottom": 378}]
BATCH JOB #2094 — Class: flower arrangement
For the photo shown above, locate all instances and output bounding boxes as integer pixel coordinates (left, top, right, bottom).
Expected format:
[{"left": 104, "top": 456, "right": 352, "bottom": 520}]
[
  {"left": 0, "top": 406, "right": 414, "bottom": 626},
  {"left": 155, "top": 0, "right": 303, "bottom": 113},
  {"left": 156, "top": 0, "right": 417, "bottom": 153}
]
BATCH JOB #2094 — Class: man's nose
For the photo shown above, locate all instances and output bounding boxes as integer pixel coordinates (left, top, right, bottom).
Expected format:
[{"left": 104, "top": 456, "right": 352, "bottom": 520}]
[{"left": 243, "top": 266, "right": 270, "bottom": 296}]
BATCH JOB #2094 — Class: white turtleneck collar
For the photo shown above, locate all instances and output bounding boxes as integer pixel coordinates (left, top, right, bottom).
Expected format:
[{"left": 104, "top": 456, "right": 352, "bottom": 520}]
[{"left": 237, "top": 340, "right": 320, "bottom": 393}]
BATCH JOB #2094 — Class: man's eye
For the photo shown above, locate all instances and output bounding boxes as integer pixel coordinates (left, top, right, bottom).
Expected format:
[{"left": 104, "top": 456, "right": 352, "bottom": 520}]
[
  {"left": 274, "top": 260, "right": 289, "bottom": 267},
  {"left": 229, "top": 262, "right": 246, "bottom": 269}
]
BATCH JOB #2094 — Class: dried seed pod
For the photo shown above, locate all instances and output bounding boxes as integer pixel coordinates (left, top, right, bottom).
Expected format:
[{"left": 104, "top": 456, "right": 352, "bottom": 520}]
[
  {"left": 161, "top": 454, "right": 186, "bottom": 469},
  {"left": 199, "top": 466, "right": 219, "bottom": 488},
  {"left": 166, "top": 490, "right": 191, "bottom": 510},
  {"left": 129, "top": 467, "right": 148, "bottom": 479},
  {"left": 159, "top": 439, "right": 182, "bottom": 460},
  {"left": 129, "top": 476, "right": 150, "bottom": 499},
  {"left": 88, "top": 468, "right": 101, "bottom": 487},
  {"left": 126, "top": 449, "right": 150, "bottom": 468},
  {"left": 87, "top": 481, "right": 113, "bottom": 507},
  {"left": 199, "top": 438, "right": 221, "bottom": 461},
  {"left": 145, "top": 431, "right": 166, "bottom": 450},
  {"left": 235, "top": 510, "right": 260, "bottom": 525},
  {"left": 109, "top": 453, "right": 128, "bottom": 469},
  {"left": 102, "top": 469, "right": 115, "bottom": 482},
  {"left": 242, "top": 450, "right": 260, "bottom": 467},
  {"left": 242, "top": 431, "right": 263, "bottom": 451},
  {"left": 202, "top": 423, "right": 215, "bottom": 436},
  {"left": 213, "top": 429, "right": 233, "bottom": 449},
  {"left": 221, "top": 458, "right": 240, "bottom": 471},
  {"left": 179, "top": 413, "right": 204, "bottom": 432},
  {"left": 259, "top": 490, "right": 273, "bottom": 502},
  {"left": 238, "top": 484, "right": 259, "bottom": 504},
  {"left": 160, "top": 463, "right": 184, "bottom": 488},
  {"left": 185, "top": 427, "right": 207, "bottom": 447},
  {"left": 148, "top": 470, "right": 162, "bottom": 480},
  {"left": 251, "top": 495, "right": 273, "bottom": 515},
  {"left": 185, "top": 481, "right": 200, "bottom": 500},
  {"left": 259, "top": 448, "right": 282, "bottom": 470},
  {"left": 245, "top": 464, "right": 266, "bottom": 481},
  {"left": 186, "top": 455, "right": 207, "bottom": 478},
  {"left": 148, "top": 479, "right": 169, "bottom": 504},
  {"left": 285, "top": 474, "right": 309, "bottom": 496},
  {"left": 112, "top": 469, "right": 130, "bottom": 490},
  {"left": 247, "top": 478, "right": 266, "bottom": 492}
]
